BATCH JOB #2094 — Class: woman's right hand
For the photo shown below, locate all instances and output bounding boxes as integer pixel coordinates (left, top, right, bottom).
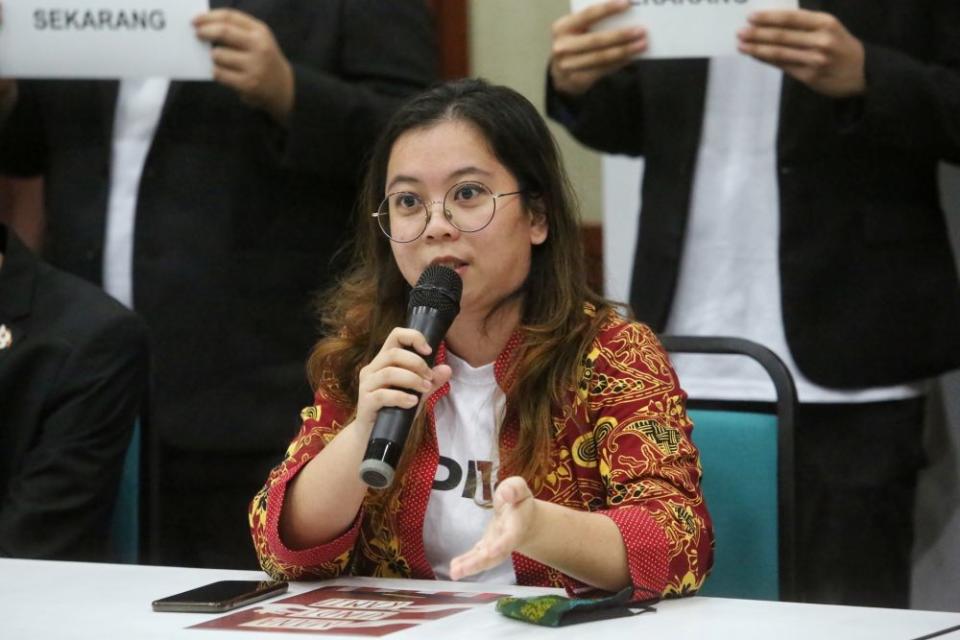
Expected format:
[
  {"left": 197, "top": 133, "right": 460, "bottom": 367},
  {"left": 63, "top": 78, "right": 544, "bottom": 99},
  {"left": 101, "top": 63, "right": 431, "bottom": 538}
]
[
  {"left": 355, "top": 327, "right": 452, "bottom": 432},
  {"left": 549, "top": 0, "right": 647, "bottom": 97}
]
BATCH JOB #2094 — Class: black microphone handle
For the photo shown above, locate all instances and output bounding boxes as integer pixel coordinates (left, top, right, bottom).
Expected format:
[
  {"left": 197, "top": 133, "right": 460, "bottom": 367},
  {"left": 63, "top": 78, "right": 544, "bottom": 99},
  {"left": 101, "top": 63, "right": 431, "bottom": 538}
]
[{"left": 359, "top": 306, "right": 453, "bottom": 488}]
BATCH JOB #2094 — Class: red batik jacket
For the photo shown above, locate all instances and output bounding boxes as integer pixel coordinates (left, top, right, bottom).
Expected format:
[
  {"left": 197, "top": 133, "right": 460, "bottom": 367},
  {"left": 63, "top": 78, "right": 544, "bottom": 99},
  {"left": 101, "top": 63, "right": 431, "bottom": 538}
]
[{"left": 249, "top": 313, "right": 714, "bottom": 601}]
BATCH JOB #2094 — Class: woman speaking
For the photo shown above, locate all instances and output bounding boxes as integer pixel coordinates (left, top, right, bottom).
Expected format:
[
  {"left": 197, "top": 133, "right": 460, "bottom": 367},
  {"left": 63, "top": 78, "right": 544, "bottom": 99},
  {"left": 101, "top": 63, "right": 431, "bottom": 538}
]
[{"left": 249, "top": 79, "right": 713, "bottom": 601}]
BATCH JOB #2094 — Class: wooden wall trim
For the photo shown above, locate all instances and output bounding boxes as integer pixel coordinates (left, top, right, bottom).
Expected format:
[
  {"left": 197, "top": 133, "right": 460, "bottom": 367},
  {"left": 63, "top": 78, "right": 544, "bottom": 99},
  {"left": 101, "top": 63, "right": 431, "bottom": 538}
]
[
  {"left": 582, "top": 223, "right": 603, "bottom": 295},
  {"left": 427, "top": 0, "right": 470, "bottom": 79}
]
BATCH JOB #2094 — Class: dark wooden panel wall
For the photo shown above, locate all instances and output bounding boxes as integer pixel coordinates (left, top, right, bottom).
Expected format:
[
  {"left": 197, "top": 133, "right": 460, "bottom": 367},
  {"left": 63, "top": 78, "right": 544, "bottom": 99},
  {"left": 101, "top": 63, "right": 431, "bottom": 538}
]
[{"left": 427, "top": 0, "right": 470, "bottom": 79}]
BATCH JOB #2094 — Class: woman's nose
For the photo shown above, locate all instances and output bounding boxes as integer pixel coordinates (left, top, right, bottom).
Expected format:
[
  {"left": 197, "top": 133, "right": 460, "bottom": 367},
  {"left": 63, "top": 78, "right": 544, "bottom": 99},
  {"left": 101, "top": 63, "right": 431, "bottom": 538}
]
[{"left": 423, "top": 201, "right": 460, "bottom": 239}]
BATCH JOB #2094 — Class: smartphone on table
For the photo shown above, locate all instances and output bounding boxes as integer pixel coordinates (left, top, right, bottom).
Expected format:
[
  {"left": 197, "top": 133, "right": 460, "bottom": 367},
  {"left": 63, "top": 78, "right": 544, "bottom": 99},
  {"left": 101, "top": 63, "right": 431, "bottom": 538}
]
[{"left": 152, "top": 580, "right": 289, "bottom": 613}]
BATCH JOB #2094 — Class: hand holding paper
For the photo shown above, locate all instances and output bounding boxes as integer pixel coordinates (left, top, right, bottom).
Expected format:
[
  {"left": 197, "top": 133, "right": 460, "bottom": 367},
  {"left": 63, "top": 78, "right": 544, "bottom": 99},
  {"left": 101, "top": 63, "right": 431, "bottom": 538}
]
[
  {"left": 550, "top": 0, "right": 647, "bottom": 97},
  {"left": 193, "top": 9, "right": 294, "bottom": 125},
  {"left": 738, "top": 10, "right": 866, "bottom": 98}
]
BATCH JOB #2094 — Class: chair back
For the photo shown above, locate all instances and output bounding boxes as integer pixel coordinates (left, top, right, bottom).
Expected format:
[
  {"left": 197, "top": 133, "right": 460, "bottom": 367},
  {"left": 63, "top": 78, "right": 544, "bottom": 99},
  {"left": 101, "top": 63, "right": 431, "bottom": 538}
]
[
  {"left": 659, "top": 335, "right": 797, "bottom": 601},
  {"left": 109, "top": 420, "right": 140, "bottom": 563}
]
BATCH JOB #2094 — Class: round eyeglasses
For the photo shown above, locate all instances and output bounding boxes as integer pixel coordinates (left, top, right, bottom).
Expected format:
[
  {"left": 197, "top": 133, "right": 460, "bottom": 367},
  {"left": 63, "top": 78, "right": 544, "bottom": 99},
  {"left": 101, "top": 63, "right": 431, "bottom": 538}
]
[{"left": 372, "top": 181, "right": 524, "bottom": 243}]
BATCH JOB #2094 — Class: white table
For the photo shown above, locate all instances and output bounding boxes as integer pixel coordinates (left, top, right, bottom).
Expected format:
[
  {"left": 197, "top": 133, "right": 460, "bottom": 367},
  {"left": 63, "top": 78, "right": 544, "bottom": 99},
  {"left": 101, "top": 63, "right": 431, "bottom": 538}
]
[{"left": 1, "top": 558, "right": 958, "bottom": 639}]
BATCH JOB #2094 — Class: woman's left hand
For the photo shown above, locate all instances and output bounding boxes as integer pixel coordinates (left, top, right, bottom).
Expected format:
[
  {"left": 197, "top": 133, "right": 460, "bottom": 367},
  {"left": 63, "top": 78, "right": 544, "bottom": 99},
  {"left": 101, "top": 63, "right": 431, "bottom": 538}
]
[{"left": 449, "top": 476, "right": 538, "bottom": 580}]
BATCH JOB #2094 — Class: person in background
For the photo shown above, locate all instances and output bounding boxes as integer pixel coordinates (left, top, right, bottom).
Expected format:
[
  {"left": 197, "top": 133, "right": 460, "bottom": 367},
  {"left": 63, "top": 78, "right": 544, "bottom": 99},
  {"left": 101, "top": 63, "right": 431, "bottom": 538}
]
[
  {"left": 249, "top": 79, "right": 713, "bottom": 600},
  {"left": 0, "top": 223, "right": 148, "bottom": 561},
  {"left": 0, "top": 0, "right": 437, "bottom": 569},
  {"left": 547, "top": 0, "right": 960, "bottom": 607}
]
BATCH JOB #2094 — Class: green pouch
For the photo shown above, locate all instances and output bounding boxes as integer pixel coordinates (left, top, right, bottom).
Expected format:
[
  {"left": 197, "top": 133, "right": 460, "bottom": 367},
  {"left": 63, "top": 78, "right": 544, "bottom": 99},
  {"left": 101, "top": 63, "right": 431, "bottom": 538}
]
[{"left": 495, "top": 586, "right": 656, "bottom": 627}]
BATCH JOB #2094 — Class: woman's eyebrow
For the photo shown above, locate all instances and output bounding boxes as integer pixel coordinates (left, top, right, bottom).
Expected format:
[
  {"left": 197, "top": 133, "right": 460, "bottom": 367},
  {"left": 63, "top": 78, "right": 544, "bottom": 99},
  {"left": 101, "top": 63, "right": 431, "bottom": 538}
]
[
  {"left": 385, "top": 175, "right": 422, "bottom": 192},
  {"left": 385, "top": 166, "right": 495, "bottom": 193},
  {"left": 448, "top": 166, "right": 493, "bottom": 181}
]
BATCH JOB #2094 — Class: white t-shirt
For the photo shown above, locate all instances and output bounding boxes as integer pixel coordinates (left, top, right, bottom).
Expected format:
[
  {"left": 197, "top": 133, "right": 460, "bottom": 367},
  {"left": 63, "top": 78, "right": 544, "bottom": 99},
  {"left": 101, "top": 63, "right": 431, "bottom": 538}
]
[
  {"left": 102, "top": 78, "right": 169, "bottom": 308},
  {"left": 423, "top": 351, "right": 515, "bottom": 584},
  {"left": 664, "top": 55, "right": 922, "bottom": 404}
]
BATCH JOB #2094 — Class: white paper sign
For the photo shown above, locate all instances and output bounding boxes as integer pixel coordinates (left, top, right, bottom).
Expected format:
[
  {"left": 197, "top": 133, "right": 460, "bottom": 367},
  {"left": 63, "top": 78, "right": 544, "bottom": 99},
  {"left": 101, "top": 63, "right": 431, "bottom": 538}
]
[
  {"left": 571, "top": 0, "right": 799, "bottom": 59},
  {"left": 0, "top": 0, "right": 212, "bottom": 79}
]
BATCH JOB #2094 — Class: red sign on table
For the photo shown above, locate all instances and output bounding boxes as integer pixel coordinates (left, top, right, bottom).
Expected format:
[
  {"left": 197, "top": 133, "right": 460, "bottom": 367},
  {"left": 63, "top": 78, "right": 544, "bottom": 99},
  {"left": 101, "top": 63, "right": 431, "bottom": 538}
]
[{"left": 192, "top": 584, "right": 505, "bottom": 636}]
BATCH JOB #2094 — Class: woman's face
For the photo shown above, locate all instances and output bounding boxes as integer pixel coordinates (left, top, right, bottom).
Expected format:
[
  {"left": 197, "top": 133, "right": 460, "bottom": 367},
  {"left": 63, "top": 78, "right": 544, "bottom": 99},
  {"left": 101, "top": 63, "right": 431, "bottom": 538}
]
[{"left": 385, "top": 119, "right": 548, "bottom": 320}]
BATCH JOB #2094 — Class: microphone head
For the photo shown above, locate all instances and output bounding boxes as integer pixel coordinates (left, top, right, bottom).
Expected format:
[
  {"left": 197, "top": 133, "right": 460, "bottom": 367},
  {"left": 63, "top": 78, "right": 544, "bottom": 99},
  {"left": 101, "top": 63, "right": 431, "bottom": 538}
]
[{"left": 409, "top": 265, "right": 462, "bottom": 320}]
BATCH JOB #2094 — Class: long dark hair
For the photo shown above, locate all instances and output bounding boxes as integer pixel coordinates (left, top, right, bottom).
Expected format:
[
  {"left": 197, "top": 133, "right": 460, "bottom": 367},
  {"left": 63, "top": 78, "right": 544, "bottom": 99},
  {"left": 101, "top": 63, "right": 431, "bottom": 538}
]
[{"left": 308, "top": 78, "right": 613, "bottom": 490}]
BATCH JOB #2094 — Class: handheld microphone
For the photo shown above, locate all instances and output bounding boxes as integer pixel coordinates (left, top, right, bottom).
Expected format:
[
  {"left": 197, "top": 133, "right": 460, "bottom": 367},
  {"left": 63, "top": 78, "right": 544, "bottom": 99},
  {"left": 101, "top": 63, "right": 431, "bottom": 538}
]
[{"left": 359, "top": 265, "right": 463, "bottom": 489}]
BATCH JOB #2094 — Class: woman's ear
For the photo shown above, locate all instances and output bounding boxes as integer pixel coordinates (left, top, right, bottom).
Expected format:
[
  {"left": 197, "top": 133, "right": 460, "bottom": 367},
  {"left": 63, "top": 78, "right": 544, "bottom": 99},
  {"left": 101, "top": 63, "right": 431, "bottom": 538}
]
[
  {"left": 526, "top": 196, "right": 549, "bottom": 246},
  {"left": 528, "top": 209, "right": 548, "bottom": 246}
]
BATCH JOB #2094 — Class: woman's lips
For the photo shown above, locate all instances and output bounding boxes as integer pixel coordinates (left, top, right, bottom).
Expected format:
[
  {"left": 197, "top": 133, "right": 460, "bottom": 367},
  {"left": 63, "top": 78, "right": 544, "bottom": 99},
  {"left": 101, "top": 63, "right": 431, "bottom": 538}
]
[{"left": 430, "top": 258, "right": 468, "bottom": 274}]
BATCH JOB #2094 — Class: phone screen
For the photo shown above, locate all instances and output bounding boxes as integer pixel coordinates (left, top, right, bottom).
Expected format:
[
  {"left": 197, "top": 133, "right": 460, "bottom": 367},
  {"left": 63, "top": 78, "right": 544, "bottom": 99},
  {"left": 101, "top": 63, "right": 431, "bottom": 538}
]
[{"left": 152, "top": 580, "right": 289, "bottom": 613}]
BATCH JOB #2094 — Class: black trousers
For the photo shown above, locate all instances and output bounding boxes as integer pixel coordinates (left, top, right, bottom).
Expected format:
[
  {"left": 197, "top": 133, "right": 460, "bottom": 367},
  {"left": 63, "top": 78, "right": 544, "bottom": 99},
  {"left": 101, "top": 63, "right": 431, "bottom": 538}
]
[
  {"left": 148, "top": 447, "right": 284, "bottom": 570},
  {"left": 691, "top": 396, "right": 926, "bottom": 608},
  {"left": 794, "top": 398, "right": 925, "bottom": 608}
]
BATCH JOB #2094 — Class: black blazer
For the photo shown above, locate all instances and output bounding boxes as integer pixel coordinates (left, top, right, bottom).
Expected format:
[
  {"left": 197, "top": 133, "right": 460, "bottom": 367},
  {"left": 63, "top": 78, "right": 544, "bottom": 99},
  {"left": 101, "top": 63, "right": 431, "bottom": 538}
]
[
  {"left": 548, "top": 0, "right": 960, "bottom": 388},
  {"left": 0, "top": 225, "right": 148, "bottom": 560},
  {"left": 0, "top": 0, "right": 437, "bottom": 452}
]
